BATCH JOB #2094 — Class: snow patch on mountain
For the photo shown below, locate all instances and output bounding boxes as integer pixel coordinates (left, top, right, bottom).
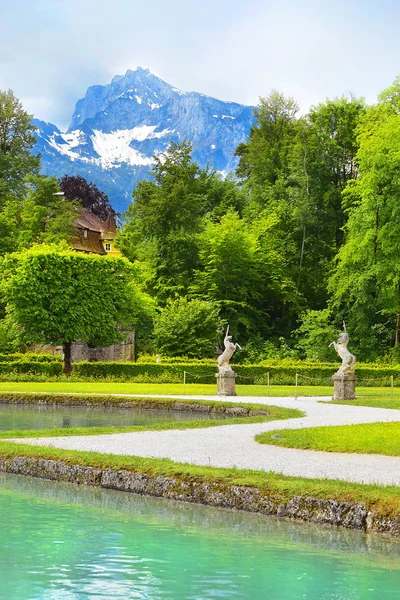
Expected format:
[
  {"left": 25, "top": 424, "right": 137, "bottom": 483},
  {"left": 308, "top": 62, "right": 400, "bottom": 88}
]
[
  {"left": 91, "top": 126, "right": 174, "bottom": 168},
  {"left": 48, "top": 130, "right": 89, "bottom": 162}
]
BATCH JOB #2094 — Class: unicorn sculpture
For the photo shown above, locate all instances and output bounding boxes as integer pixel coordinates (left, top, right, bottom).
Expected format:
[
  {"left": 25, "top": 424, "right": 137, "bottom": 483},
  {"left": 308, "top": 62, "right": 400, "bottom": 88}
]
[{"left": 329, "top": 322, "right": 356, "bottom": 375}]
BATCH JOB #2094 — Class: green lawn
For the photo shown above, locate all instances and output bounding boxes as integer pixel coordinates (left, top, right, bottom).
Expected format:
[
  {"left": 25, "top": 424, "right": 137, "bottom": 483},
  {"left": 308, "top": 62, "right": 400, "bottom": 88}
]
[
  {"left": 256, "top": 421, "right": 400, "bottom": 456},
  {"left": 331, "top": 396, "right": 400, "bottom": 410},
  {"left": 0, "top": 380, "right": 332, "bottom": 397},
  {"left": 1, "top": 380, "right": 400, "bottom": 402}
]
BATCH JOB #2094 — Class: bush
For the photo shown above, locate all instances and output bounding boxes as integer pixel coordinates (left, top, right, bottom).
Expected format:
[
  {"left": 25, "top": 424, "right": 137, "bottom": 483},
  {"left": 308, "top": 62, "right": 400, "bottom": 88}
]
[
  {"left": 136, "top": 354, "right": 215, "bottom": 365},
  {"left": 0, "top": 318, "right": 23, "bottom": 353},
  {"left": 0, "top": 353, "right": 61, "bottom": 363},
  {"left": 295, "top": 309, "right": 338, "bottom": 361},
  {"left": 153, "top": 298, "right": 220, "bottom": 358},
  {"left": 238, "top": 336, "right": 301, "bottom": 363},
  {"left": 0, "top": 360, "right": 62, "bottom": 376}
]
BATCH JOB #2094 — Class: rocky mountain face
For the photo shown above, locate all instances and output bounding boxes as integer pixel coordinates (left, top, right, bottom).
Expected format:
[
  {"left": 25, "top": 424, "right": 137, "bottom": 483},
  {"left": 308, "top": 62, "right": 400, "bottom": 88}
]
[{"left": 33, "top": 68, "right": 255, "bottom": 212}]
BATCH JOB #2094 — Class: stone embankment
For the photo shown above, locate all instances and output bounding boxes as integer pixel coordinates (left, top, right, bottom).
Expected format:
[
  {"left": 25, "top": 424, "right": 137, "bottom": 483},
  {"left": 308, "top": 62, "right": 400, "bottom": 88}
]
[
  {"left": 0, "top": 394, "right": 268, "bottom": 415},
  {"left": 1, "top": 455, "right": 398, "bottom": 537}
]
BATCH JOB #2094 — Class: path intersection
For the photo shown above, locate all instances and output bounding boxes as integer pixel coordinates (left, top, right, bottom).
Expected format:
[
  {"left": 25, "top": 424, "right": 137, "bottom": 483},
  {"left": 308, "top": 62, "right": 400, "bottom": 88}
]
[{"left": 9, "top": 395, "right": 400, "bottom": 486}]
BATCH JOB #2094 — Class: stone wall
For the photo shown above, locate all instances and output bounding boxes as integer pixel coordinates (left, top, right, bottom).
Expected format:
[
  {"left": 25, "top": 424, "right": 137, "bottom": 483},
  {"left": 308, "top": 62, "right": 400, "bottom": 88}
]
[
  {"left": 31, "top": 331, "right": 135, "bottom": 362},
  {"left": 0, "top": 455, "right": 399, "bottom": 537}
]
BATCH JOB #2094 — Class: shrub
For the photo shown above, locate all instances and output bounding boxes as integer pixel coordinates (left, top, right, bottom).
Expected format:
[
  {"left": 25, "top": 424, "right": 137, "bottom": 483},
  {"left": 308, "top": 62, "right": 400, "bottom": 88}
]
[
  {"left": 295, "top": 309, "right": 338, "bottom": 361},
  {"left": 153, "top": 298, "right": 220, "bottom": 358}
]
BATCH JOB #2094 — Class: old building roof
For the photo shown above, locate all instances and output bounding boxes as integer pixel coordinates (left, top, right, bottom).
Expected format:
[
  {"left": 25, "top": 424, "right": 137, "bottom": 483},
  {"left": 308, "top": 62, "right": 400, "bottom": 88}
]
[
  {"left": 74, "top": 211, "right": 107, "bottom": 232},
  {"left": 100, "top": 212, "right": 117, "bottom": 238},
  {"left": 71, "top": 210, "right": 117, "bottom": 254},
  {"left": 72, "top": 228, "right": 107, "bottom": 254}
]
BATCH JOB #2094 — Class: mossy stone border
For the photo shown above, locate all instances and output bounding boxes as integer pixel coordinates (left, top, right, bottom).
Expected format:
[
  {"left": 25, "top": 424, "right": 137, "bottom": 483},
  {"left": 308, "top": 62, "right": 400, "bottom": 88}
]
[{"left": 0, "top": 455, "right": 399, "bottom": 537}]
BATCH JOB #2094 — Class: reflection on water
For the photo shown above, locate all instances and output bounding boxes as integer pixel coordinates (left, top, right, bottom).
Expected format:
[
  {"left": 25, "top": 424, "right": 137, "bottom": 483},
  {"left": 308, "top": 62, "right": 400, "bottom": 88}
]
[
  {"left": 0, "top": 403, "right": 227, "bottom": 431},
  {"left": 0, "top": 473, "right": 399, "bottom": 599}
]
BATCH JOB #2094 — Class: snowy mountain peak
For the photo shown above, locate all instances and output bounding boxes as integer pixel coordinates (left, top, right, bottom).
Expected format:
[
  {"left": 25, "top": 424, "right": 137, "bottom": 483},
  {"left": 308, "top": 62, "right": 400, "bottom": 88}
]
[{"left": 33, "top": 69, "right": 255, "bottom": 212}]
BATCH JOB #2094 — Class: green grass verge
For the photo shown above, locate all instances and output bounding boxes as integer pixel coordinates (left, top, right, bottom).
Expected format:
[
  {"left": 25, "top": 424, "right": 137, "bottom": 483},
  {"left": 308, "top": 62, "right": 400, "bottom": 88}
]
[
  {"left": 0, "top": 380, "right": 332, "bottom": 397},
  {"left": 3, "top": 380, "right": 400, "bottom": 400},
  {"left": 256, "top": 422, "right": 400, "bottom": 456},
  {"left": 0, "top": 441, "right": 399, "bottom": 518},
  {"left": 1, "top": 404, "right": 302, "bottom": 439},
  {"left": 330, "top": 396, "right": 400, "bottom": 410}
]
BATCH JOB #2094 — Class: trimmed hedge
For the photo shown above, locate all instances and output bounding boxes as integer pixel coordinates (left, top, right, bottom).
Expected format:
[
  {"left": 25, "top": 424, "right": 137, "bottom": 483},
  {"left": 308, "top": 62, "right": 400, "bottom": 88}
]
[
  {"left": 72, "top": 361, "right": 400, "bottom": 386},
  {"left": 0, "top": 358, "right": 400, "bottom": 385},
  {"left": 0, "top": 353, "right": 61, "bottom": 363},
  {"left": 0, "top": 361, "right": 62, "bottom": 376}
]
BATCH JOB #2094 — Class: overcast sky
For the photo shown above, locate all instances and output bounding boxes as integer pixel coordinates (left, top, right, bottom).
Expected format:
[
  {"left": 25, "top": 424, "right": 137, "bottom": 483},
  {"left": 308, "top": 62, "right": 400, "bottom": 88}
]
[{"left": 1, "top": 0, "right": 399, "bottom": 130}]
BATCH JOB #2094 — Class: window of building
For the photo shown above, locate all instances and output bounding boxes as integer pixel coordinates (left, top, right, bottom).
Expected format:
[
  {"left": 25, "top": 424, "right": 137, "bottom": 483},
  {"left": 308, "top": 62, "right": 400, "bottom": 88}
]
[
  {"left": 83, "top": 229, "right": 88, "bottom": 238},
  {"left": 105, "top": 243, "right": 111, "bottom": 252}
]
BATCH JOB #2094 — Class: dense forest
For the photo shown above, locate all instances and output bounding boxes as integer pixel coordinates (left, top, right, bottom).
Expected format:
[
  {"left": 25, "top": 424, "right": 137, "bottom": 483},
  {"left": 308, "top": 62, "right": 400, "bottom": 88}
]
[{"left": 2, "top": 77, "right": 400, "bottom": 362}]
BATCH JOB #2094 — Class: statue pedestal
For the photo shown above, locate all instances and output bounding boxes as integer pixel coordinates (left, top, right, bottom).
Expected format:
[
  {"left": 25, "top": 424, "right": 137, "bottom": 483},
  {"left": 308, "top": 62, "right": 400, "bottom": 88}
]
[
  {"left": 332, "top": 373, "right": 356, "bottom": 401},
  {"left": 216, "top": 370, "right": 237, "bottom": 396}
]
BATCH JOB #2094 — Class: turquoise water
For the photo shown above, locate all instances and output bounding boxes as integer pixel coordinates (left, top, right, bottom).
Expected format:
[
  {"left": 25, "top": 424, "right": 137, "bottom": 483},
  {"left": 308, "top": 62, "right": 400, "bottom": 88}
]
[
  {"left": 0, "top": 403, "right": 226, "bottom": 431},
  {"left": 0, "top": 474, "right": 399, "bottom": 599}
]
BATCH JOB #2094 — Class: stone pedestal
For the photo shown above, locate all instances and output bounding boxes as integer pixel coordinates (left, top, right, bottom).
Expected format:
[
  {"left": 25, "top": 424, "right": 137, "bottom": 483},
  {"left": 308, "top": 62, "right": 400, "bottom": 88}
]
[
  {"left": 332, "top": 373, "right": 356, "bottom": 400},
  {"left": 216, "top": 369, "right": 237, "bottom": 396}
]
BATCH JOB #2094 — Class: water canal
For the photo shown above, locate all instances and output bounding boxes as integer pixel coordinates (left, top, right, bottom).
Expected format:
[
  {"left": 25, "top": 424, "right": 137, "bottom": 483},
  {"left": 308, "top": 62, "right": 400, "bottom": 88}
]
[
  {"left": 0, "top": 403, "right": 226, "bottom": 431},
  {"left": 0, "top": 473, "right": 399, "bottom": 599}
]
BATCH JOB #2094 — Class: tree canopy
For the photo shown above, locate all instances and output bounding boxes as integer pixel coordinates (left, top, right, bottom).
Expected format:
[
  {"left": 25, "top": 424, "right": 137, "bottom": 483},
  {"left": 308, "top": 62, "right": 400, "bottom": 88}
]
[
  {"left": 1, "top": 245, "right": 152, "bottom": 372},
  {"left": 59, "top": 175, "right": 116, "bottom": 220},
  {"left": 0, "top": 89, "right": 40, "bottom": 202}
]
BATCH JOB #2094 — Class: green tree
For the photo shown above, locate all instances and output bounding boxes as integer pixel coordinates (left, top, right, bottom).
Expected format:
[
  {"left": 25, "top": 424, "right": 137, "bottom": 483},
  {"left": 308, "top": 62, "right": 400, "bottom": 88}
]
[
  {"left": 305, "top": 96, "right": 365, "bottom": 252},
  {"left": 191, "top": 210, "right": 265, "bottom": 338},
  {"left": 0, "top": 316, "right": 22, "bottom": 353},
  {"left": 120, "top": 141, "right": 244, "bottom": 302},
  {"left": 0, "top": 175, "right": 79, "bottom": 256},
  {"left": 153, "top": 297, "right": 219, "bottom": 358},
  {"left": 236, "top": 90, "right": 299, "bottom": 198},
  {"left": 0, "top": 89, "right": 40, "bottom": 202},
  {"left": 236, "top": 92, "right": 365, "bottom": 323},
  {"left": 295, "top": 309, "right": 337, "bottom": 361},
  {"left": 1, "top": 245, "right": 152, "bottom": 373},
  {"left": 329, "top": 81, "right": 400, "bottom": 358},
  {"left": 120, "top": 141, "right": 207, "bottom": 300},
  {"left": 59, "top": 175, "right": 116, "bottom": 220},
  {"left": 17, "top": 175, "right": 79, "bottom": 248}
]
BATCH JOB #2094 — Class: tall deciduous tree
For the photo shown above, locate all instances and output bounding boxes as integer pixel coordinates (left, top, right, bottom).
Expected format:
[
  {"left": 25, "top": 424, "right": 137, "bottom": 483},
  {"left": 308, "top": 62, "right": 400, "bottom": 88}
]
[
  {"left": 120, "top": 141, "right": 242, "bottom": 302},
  {"left": 236, "top": 92, "right": 365, "bottom": 324},
  {"left": 1, "top": 245, "right": 152, "bottom": 373},
  {"left": 330, "top": 82, "right": 400, "bottom": 358},
  {"left": 59, "top": 175, "right": 116, "bottom": 220},
  {"left": 0, "top": 89, "right": 40, "bottom": 202},
  {"left": 0, "top": 176, "right": 79, "bottom": 255},
  {"left": 190, "top": 210, "right": 266, "bottom": 338}
]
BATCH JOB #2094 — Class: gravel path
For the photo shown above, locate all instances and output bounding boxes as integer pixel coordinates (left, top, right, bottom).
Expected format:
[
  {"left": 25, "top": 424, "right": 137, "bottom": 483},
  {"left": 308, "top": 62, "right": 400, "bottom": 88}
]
[{"left": 8, "top": 395, "right": 400, "bottom": 486}]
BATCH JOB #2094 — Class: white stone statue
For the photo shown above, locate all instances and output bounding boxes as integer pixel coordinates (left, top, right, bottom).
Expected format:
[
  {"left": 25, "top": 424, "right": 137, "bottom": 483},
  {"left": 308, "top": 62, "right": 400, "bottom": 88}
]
[
  {"left": 218, "top": 325, "right": 241, "bottom": 372},
  {"left": 329, "top": 322, "right": 356, "bottom": 375}
]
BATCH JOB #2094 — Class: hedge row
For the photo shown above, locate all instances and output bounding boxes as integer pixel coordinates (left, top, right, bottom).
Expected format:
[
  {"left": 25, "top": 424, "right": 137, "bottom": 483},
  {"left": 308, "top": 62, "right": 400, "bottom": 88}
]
[
  {"left": 0, "top": 361, "right": 62, "bottom": 376},
  {"left": 72, "top": 361, "right": 400, "bottom": 386},
  {"left": 0, "top": 353, "right": 61, "bottom": 363},
  {"left": 1, "top": 359, "right": 400, "bottom": 385}
]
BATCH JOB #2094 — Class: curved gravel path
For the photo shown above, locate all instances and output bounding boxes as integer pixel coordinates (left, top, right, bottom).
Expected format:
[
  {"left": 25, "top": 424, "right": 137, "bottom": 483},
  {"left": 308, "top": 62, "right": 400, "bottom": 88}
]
[{"left": 9, "top": 395, "right": 400, "bottom": 486}]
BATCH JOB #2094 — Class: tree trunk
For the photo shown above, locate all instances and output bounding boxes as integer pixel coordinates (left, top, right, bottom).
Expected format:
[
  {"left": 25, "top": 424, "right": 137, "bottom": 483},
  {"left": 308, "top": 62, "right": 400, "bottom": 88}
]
[
  {"left": 395, "top": 283, "right": 400, "bottom": 348},
  {"left": 63, "top": 341, "right": 72, "bottom": 376},
  {"left": 298, "top": 140, "right": 310, "bottom": 287},
  {"left": 395, "top": 313, "right": 400, "bottom": 348}
]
